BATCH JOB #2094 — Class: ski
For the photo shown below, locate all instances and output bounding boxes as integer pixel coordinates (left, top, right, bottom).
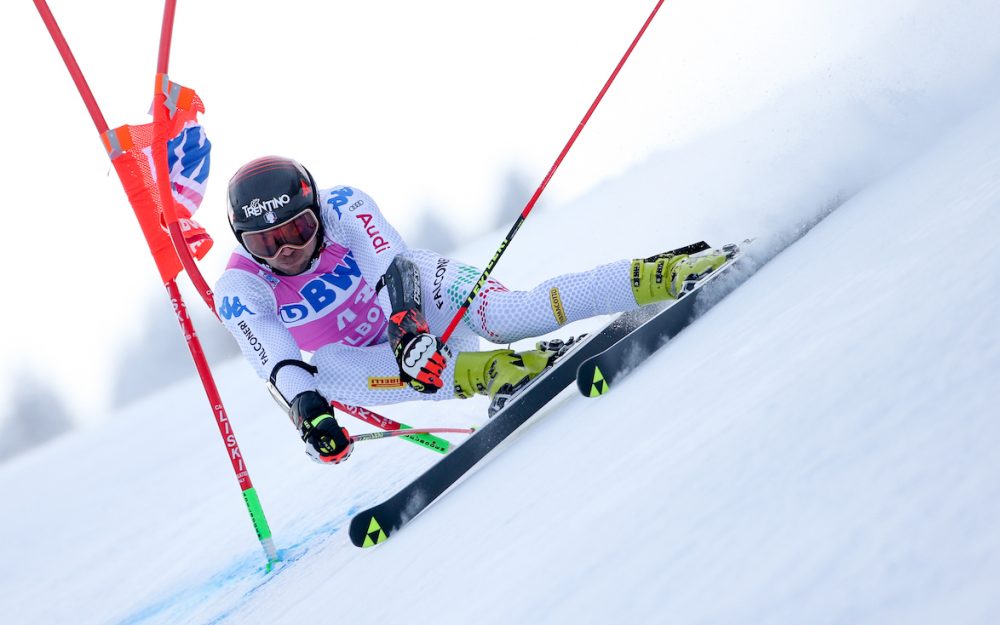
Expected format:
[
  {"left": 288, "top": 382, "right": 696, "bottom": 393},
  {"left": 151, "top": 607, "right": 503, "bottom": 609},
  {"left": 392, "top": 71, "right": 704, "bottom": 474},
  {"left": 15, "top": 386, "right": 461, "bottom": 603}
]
[
  {"left": 348, "top": 299, "right": 662, "bottom": 548},
  {"left": 348, "top": 241, "right": 745, "bottom": 548},
  {"left": 576, "top": 240, "right": 753, "bottom": 397}
]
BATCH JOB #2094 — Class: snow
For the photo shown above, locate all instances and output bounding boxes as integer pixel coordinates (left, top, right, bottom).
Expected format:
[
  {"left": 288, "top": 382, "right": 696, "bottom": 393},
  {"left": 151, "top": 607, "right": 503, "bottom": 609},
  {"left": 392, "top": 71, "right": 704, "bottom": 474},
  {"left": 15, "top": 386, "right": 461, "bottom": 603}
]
[{"left": 4, "top": 1, "right": 1000, "bottom": 623}]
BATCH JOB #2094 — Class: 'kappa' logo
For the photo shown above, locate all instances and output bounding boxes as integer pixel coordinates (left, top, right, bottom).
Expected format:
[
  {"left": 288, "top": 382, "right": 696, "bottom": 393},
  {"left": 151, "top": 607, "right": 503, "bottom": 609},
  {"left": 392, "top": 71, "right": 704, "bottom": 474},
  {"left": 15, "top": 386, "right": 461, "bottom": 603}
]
[{"left": 219, "top": 296, "right": 255, "bottom": 320}]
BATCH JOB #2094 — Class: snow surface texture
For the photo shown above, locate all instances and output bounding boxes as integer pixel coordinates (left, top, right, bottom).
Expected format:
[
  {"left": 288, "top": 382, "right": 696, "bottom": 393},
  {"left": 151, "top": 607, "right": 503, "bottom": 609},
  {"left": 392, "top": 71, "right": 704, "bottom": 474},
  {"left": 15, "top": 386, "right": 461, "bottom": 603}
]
[{"left": 4, "top": 1, "right": 1000, "bottom": 623}]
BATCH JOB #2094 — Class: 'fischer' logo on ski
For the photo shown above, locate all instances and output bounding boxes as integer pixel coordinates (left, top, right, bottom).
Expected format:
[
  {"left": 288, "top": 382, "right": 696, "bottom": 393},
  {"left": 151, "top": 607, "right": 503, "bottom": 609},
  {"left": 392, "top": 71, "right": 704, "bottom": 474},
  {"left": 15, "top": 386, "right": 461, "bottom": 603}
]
[
  {"left": 362, "top": 516, "right": 388, "bottom": 547},
  {"left": 589, "top": 366, "right": 608, "bottom": 397}
]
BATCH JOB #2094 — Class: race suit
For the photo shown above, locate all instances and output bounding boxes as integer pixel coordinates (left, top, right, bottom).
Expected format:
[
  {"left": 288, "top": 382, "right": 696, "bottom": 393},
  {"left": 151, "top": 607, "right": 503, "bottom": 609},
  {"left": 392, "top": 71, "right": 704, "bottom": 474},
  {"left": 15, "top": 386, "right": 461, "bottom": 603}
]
[{"left": 214, "top": 186, "right": 639, "bottom": 408}]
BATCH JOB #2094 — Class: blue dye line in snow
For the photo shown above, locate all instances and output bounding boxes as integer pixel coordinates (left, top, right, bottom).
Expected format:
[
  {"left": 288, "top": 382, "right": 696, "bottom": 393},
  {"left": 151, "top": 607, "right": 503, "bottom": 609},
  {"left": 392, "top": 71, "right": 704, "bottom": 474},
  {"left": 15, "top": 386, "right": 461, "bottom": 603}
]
[{"left": 113, "top": 515, "right": 352, "bottom": 625}]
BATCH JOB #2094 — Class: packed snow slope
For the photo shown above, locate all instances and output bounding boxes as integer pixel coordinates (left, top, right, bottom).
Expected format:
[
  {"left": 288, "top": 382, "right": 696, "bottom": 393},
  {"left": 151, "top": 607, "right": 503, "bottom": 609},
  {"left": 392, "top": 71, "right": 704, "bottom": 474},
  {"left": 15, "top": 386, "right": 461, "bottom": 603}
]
[{"left": 4, "top": 3, "right": 1000, "bottom": 625}]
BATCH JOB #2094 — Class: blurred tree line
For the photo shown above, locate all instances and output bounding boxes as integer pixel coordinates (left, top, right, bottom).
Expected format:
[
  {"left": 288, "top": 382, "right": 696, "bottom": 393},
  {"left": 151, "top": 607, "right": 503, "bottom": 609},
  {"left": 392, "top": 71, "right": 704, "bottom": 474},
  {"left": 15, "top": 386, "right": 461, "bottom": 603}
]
[{"left": 0, "top": 289, "right": 238, "bottom": 464}]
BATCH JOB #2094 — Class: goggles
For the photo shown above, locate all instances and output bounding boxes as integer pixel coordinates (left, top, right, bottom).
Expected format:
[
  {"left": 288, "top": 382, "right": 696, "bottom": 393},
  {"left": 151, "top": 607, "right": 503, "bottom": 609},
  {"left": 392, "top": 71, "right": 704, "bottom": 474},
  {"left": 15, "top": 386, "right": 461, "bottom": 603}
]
[{"left": 241, "top": 209, "right": 320, "bottom": 260}]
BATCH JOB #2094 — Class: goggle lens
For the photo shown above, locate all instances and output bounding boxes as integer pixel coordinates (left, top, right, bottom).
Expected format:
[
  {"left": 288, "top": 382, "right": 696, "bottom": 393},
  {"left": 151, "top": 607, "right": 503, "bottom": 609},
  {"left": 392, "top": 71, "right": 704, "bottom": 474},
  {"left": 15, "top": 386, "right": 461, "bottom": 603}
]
[{"left": 242, "top": 210, "right": 319, "bottom": 259}]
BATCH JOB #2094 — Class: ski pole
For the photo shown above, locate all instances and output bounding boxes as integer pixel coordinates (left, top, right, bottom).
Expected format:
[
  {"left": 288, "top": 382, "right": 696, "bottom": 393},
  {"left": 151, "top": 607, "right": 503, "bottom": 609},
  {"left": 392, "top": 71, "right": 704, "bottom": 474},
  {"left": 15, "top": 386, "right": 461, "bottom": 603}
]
[
  {"left": 351, "top": 427, "right": 475, "bottom": 444},
  {"left": 333, "top": 401, "right": 457, "bottom": 454},
  {"left": 440, "top": 0, "right": 666, "bottom": 344}
]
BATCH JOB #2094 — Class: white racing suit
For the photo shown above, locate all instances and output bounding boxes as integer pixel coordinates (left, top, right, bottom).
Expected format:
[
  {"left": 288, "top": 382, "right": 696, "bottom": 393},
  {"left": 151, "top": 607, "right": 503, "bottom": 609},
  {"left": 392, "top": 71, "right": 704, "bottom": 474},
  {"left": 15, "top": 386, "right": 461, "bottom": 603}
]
[{"left": 214, "top": 186, "right": 639, "bottom": 408}]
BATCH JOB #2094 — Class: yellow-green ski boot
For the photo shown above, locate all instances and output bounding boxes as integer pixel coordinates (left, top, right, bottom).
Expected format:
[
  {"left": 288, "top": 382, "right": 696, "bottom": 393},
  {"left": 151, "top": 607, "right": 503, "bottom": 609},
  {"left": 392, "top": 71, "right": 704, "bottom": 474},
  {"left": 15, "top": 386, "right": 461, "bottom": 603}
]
[
  {"left": 631, "top": 244, "right": 733, "bottom": 304},
  {"left": 454, "top": 338, "right": 580, "bottom": 416}
]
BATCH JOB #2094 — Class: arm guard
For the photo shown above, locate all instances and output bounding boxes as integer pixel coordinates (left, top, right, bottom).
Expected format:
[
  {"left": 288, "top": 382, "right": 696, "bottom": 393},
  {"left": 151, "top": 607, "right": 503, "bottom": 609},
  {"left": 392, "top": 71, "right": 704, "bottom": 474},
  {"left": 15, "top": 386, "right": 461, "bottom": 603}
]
[{"left": 380, "top": 255, "right": 430, "bottom": 353}]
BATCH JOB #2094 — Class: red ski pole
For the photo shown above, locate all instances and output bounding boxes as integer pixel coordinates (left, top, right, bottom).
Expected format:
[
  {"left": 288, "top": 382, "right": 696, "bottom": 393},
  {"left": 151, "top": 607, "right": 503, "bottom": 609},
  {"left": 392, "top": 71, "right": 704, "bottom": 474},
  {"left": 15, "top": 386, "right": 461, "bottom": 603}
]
[
  {"left": 440, "top": 0, "right": 666, "bottom": 344},
  {"left": 351, "top": 427, "right": 475, "bottom": 445},
  {"left": 333, "top": 401, "right": 457, "bottom": 454}
]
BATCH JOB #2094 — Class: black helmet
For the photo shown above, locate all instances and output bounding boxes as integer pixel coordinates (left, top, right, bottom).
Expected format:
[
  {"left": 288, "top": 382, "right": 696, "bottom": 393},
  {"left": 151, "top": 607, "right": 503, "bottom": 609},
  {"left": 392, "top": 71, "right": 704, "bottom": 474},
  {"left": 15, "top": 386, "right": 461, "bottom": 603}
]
[{"left": 227, "top": 156, "right": 323, "bottom": 263}]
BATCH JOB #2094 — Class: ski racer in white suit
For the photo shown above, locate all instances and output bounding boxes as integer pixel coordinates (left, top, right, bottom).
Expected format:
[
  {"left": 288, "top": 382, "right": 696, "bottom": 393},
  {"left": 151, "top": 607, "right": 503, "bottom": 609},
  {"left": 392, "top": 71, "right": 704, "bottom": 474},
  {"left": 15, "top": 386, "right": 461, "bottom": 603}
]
[{"left": 215, "top": 156, "right": 730, "bottom": 464}]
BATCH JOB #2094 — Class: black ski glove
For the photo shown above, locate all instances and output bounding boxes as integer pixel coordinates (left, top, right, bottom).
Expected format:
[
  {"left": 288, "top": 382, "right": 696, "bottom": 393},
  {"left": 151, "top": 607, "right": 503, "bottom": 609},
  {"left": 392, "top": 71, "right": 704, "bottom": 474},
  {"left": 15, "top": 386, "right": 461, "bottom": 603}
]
[{"left": 290, "top": 391, "right": 353, "bottom": 464}]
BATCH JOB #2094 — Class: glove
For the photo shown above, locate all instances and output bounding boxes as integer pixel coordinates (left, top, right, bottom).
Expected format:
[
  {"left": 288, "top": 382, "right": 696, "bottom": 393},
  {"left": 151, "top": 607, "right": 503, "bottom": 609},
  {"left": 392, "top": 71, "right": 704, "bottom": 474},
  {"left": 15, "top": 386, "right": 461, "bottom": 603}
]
[
  {"left": 398, "top": 332, "right": 450, "bottom": 393},
  {"left": 388, "top": 308, "right": 450, "bottom": 394},
  {"left": 290, "top": 391, "right": 354, "bottom": 464}
]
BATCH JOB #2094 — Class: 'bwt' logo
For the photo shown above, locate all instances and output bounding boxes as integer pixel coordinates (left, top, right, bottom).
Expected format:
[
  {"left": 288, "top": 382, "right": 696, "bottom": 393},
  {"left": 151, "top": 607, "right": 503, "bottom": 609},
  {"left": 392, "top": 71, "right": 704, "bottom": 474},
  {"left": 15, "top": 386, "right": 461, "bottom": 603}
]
[
  {"left": 280, "top": 253, "right": 363, "bottom": 323},
  {"left": 242, "top": 194, "right": 291, "bottom": 218}
]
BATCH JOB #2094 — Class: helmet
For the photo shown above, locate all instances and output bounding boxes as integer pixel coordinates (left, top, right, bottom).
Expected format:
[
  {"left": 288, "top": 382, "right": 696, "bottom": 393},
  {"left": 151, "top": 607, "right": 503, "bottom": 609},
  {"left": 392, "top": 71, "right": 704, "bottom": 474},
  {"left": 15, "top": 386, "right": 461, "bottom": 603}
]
[{"left": 227, "top": 156, "right": 323, "bottom": 265}]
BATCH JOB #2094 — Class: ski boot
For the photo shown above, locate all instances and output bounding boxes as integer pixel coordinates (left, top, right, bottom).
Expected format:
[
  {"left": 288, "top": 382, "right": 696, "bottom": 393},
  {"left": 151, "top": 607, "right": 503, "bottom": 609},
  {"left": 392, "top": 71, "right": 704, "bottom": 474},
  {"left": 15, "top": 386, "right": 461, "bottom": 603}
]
[
  {"left": 630, "top": 242, "right": 737, "bottom": 304},
  {"left": 454, "top": 337, "right": 582, "bottom": 416}
]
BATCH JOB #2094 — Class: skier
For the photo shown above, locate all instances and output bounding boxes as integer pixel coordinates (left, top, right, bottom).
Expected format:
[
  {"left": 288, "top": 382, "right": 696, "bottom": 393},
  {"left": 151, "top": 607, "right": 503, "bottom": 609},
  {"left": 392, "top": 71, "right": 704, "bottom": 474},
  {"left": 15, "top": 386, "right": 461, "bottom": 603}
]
[{"left": 216, "top": 156, "right": 731, "bottom": 464}]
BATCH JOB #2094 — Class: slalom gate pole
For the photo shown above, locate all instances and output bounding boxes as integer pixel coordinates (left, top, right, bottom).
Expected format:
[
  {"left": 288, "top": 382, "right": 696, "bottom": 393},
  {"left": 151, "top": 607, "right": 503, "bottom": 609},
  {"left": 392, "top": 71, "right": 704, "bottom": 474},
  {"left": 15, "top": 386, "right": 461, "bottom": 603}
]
[
  {"left": 166, "top": 281, "right": 279, "bottom": 567},
  {"left": 151, "top": 0, "right": 278, "bottom": 570},
  {"left": 31, "top": 0, "right": 108, "bottom": 132},
  {"left": 33, "top": 0, "right": 279, "bottom": 572},
  {"left": 156, "top": 0, "right": 177, "bottom": 75},
  {"left": 153, "top": 0, "right": 216, "bottom": 313},
  {"left": 440, "top": 0, "right": 665, "bottom": 344}
]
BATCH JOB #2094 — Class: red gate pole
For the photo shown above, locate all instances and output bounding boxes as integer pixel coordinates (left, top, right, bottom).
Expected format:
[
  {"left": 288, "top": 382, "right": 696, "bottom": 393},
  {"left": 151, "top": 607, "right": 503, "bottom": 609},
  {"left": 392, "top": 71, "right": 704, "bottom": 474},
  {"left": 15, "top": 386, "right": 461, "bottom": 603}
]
[
  {"left": 33, "top": 0, "right": 279, "bottom": 571},
  {"left": 151, "top": 0, "right": 278, "bottom": 568}
]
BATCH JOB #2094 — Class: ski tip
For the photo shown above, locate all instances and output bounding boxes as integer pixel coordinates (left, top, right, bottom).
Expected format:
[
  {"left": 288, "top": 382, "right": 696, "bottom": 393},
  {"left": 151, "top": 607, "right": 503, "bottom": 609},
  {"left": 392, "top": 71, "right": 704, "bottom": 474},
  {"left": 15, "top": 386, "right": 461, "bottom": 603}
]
[
  {"left": 576, "top": 363, "right": 610, "bottom": 398},
  {"left": 350, "top": 512, "right": 391, "bottom": 548}
]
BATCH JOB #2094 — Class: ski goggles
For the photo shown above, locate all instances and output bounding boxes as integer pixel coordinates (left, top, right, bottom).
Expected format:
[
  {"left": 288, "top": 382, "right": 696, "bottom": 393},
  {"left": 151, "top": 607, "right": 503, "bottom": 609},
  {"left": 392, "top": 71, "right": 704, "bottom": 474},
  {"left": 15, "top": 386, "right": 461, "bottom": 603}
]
[{"left": 241, "top": 209, "right": 320, "bottom": 260}]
